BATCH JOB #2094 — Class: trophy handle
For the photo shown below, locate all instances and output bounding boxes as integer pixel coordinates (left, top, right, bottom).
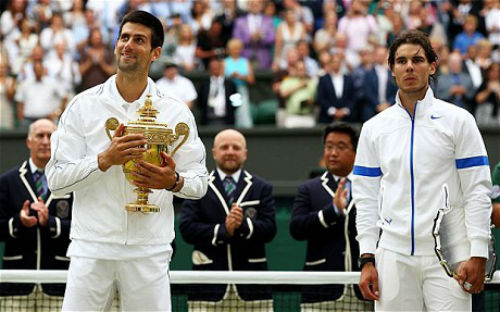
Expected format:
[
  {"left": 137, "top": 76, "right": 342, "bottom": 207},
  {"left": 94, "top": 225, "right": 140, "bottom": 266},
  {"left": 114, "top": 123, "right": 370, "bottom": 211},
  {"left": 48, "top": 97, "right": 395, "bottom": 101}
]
[
  {"left": 171, "top": 122, "right": 190, "bottom": 156},
  {"left": 105, "top": 117, "right": 120, "bottom": 141}
]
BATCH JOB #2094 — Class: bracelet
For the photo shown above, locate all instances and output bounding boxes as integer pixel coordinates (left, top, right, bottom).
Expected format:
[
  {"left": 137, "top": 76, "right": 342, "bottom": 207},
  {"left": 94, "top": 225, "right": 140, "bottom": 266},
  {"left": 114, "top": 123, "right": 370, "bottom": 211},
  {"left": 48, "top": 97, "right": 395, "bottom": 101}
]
[{"left": 165, "top": 171, "right": 180, "bottom": 191}]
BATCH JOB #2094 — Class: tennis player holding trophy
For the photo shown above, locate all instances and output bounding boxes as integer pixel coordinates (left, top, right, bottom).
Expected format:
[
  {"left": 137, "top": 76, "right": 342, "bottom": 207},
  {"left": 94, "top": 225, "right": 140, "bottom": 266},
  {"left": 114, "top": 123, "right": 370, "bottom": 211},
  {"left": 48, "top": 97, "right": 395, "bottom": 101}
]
[{"left": 46, "top": 11, "right": 208, "bottom": 311}]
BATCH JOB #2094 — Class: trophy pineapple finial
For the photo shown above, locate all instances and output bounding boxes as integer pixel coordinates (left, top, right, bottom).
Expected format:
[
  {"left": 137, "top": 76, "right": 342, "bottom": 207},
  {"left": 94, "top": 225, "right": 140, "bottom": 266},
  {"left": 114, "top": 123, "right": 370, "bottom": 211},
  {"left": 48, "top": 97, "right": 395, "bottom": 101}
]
[{"left": 137, "top": 94, "right": 158, "bottom": 123}]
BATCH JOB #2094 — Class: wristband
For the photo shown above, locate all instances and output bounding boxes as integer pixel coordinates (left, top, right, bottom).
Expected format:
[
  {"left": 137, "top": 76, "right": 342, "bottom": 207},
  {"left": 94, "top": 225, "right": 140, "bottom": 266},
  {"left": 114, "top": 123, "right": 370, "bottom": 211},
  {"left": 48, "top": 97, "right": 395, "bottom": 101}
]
[{"left": 166, "top": 171, "right": 180, "bottom": 191}]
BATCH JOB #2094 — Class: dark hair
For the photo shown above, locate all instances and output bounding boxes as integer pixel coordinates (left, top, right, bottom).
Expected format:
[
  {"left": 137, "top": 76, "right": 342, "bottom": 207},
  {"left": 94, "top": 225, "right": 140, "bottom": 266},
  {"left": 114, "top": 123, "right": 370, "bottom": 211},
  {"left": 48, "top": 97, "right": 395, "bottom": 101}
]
[
  {"left": 323, "top": 122, "right": 358, "bottom": 150},
  {"left": 118, "top": 10, "right": 164, "bottom": 49},
  {"left": 388, "top": 30, "right": 438, "bottom": 68},
  {"left": 388, "top": 30, "right": 438, "bottom": 83}
]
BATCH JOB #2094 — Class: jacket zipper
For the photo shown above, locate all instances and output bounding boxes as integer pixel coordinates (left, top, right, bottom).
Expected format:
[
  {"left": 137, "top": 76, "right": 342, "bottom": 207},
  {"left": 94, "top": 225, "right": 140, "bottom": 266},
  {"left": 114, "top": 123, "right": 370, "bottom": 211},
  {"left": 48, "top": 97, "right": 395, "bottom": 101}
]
[{"left": 403, "top": 102, "right": 417, "bottom": 255}]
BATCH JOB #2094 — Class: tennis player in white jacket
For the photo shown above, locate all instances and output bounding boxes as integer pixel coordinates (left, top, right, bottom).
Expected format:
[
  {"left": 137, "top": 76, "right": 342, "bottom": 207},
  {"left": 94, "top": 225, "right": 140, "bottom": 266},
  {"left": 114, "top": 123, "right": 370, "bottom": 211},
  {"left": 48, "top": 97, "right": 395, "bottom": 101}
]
[
  {"left": 46, "top": 11, "right": 208, "bottom": 311},
  {"left": 353, "top": 30, "right": 492, "bottom": 311}
]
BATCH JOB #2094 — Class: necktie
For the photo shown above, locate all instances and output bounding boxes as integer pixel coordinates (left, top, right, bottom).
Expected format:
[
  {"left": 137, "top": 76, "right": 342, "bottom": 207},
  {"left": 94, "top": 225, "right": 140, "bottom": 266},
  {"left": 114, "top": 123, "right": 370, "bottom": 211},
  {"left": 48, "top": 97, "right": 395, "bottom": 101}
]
[
  {"left": 344, "top": 178, "right": 352, "bottom": 204},
  {"left": 33, "top": 170, "right": 46, "bottom": 199},
  {"left": 223, "top": 176, "right": 236, "bottom": 206}
]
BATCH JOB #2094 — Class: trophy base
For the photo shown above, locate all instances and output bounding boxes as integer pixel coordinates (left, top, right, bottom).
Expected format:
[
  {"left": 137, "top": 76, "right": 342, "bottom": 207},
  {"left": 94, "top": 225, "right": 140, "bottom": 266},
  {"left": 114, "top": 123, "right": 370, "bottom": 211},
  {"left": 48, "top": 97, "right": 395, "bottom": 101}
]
[{"left": 125, "top": 203, "right": 161, "bottom": 213}]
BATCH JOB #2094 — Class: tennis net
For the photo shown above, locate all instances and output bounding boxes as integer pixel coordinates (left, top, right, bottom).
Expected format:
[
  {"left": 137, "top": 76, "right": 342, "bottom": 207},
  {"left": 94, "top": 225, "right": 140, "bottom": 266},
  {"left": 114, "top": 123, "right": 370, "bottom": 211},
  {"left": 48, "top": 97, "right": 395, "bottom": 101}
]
[{"left": 0, "top": 270, "right": 499, "bottom": 311}]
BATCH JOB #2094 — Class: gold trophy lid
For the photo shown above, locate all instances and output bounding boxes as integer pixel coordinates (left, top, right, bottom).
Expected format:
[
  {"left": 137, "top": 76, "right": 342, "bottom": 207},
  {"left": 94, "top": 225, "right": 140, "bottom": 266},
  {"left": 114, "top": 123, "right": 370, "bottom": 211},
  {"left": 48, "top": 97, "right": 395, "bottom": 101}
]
[{"left": 129, "top": 94, "right": 167, "bottom": 126}]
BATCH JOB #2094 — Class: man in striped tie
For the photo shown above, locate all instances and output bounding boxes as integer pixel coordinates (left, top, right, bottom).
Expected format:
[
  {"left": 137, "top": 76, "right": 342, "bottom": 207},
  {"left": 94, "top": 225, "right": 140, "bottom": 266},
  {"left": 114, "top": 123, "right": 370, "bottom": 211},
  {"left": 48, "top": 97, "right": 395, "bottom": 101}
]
[
  {"left": 0, "top": 118, "right": 73, "bottom": 311},
  {"left": 180, "top": 129, "right": 277, "bottom": 312}
]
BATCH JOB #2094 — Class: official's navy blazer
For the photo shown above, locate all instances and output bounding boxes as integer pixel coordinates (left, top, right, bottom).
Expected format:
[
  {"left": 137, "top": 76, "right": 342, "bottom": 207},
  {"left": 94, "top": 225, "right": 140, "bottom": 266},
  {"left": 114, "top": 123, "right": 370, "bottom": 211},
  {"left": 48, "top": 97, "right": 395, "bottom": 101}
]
[
  {"left": 180, "top": 170, "right": 276, "bottom": 302},
  {"left": 0, "top": 160, "right": 73, "bottom": 296},
  {"left": 290, "top": 171, "right": 364, "bottom": 303},
  {"left": 317, "top": 73, "right": 356, "bottom": 124}
]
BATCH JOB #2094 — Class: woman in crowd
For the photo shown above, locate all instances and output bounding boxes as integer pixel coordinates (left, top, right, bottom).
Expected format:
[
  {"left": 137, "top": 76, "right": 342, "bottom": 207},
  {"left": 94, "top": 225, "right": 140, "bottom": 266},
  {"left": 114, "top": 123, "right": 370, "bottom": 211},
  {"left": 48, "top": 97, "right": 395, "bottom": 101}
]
[
  {"left": 475, "top": 62, "right": 500, "bottom": 126},
  {"left": 224, "top": 38, "right": 254, "bottom": 128}
]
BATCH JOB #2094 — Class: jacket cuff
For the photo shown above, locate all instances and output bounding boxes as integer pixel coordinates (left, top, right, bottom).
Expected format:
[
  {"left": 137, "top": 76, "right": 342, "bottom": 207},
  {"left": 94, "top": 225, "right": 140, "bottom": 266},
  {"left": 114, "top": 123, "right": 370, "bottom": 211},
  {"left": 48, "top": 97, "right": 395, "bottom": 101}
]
[
  {"left": 358, "top": 235, "right": 378, "bottom": 256},
  {"left": 319, "top": 205, "right": 343, "bottom": 228},
  {"left": 212, "top": 223, "right": 228, "bottom": 246},
  {"left": 47, "top": 216, "right": 61, "bottom": 238},
  {"left": 235, "top": 218, "right": 253, "bottom": 239},
  {"left": 9, "top": 216, "right": 20, "bottom": 238},
  {"left": 470, "top": 238, "right": 489, "bottom": 258}
]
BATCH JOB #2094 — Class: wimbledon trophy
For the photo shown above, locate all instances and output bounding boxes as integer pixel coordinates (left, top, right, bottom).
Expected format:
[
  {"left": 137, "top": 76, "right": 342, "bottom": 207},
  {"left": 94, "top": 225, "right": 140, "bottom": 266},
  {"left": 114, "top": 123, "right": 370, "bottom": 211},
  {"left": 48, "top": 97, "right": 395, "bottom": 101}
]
[{"left": 105, "top": 94, "right": 189, "bottom": 213}]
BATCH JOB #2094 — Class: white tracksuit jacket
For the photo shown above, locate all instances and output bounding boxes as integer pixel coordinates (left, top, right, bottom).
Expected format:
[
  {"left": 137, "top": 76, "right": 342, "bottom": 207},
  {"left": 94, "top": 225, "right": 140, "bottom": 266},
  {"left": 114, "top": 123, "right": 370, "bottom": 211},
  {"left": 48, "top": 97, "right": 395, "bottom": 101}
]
[
  {"left": 46, "top": 75, "right": 208, "bottom": 246},
  {"left": 353, "top": 88, "right": 491, "bottom": 262}
]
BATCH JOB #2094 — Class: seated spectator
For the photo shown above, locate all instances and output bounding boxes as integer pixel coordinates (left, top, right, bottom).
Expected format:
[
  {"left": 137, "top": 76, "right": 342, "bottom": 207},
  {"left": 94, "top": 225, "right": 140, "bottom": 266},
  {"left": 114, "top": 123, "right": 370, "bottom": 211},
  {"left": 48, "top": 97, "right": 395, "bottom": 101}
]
[
  {"left": 337, "top": 0, "right": 378, "bottom": 55},
  {"left": 273, "top": 8, "right": 306, "bottom": 71},
  {"left": 360, "top": 45, "right": 397, "bottom": 121},
  {"left": 283, "top": 0, "right": 314, "bottom": 34},
  {"left": 6, "top": 16, "right": 38, "bottom": 77},
  {"left": 78, "top": 28, "right": 115, "bottom": 92},
  {"left": 232, "top": 0, "right": 275, "bottom": 69},
  {"left": 279, "top": 60, "right": 317, "bottom": 128},
  {"left": 172, "top": 24, "right": 199, "bottom": 71},
  {"left": 474, "top": 62, "right": 500, "bottom": 126},
  {"left": 485, "top": 0, "right": 500, "bottom": 48},
  {"left": 40, "top": 13, "right": 74, "bottom": 56},
  {"left": 314, "top": 11, "right": 337, "bottom": 54},
  {"left": 155, "top": 62, "right": 198, "bottom": 110},
  {"left": 15, "top": 60, "right": 67, "bottom": 127},
  {"left": 0, "top": 0, "right": 27, "bottom": 40},
  {"left": 435, "top": 52, "right": 475, "bottom": 111},
  {"left": 464, "top": 44, "right": 483, "bottom": 89},
  {"left": 297, "top": 40, "right": 319, "bottom": 77},
  {"left": 224, "top": 38, "right": 254, "bottom": 128},
  {"left": 453, "top": 15, "right": 484, "bottom": 56},
  {"left": 180, "top": 129, "right": 276, "bottom": 312},
  {"left": 412, "top": 0, "right": 448, "bottom": 46},
  {"left": 17, "top": 43, "right": 44, "bottom": 82},
  {"left": 317, "top": 52, "right": 355, "bottom": 124},
  {"left": 214, "top": 0, "right": 242, "bottom": 46},
  {"left": 197, "top": 58, "right": 237, "bottom": 126},
  {"left": 0, "top": 59, "right": 16, "bottom": 129},
  {"left": 475, "top": 39, "right": 493, "bottom": 71},
  {"left": 195, "top": 17, "right": 225, "bottom": 69},
  {"left": 189, "top": 0, "right": 213, "bottom": 36},
  {"left": 44, "top": 41, "right": 81, "bottom": 98}
]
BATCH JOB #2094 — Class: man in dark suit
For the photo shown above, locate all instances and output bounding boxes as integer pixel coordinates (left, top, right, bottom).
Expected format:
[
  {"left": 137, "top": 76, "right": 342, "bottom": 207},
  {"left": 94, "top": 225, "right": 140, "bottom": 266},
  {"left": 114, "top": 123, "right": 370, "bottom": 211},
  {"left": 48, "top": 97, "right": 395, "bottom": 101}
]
[
  {"left": 317, "top": 53, "right": 356, "bottom": 124},
  {"left": 180, "top": 129, "right": 276, "bottom": 312},
  {"left": 290, "top": 123, "right": 373, "bottom": 311},
  {"left": 197, "top": 58, "right": 238, "bottom": 126},
  {"left": 357, "top": 46, "right": 398, "bottom": 122},
  {"left": 0, "top": 119, "right": 72, "bottom": 310}
]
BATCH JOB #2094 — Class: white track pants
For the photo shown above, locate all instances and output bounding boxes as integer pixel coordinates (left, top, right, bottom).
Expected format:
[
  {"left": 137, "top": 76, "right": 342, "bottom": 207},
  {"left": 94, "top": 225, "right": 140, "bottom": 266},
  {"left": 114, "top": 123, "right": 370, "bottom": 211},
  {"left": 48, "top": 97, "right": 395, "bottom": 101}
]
[
  {"left": 62, "top": 253, "right": 172, "bottom": 311},
  {"left": 375, "top": 248, "right": 471, "bottom": 312}
]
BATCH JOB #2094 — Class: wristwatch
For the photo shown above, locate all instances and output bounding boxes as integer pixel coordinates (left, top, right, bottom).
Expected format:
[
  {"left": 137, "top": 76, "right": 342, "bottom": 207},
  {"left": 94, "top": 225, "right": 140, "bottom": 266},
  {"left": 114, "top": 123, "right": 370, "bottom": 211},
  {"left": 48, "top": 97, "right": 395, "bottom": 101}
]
[{"left": 358, "top": 256, "right": 375, "bottom": 269}]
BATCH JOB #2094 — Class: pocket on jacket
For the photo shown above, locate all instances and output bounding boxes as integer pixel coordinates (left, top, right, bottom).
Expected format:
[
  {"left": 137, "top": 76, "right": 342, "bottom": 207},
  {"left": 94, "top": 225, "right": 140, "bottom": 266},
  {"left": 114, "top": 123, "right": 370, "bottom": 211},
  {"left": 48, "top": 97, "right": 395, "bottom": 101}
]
[
  {"left": 305, "top": 258, "right": 326, "bottom": 266},
  {"left": 192, "top": 250, "right": 213, "bottom": 265},
  {"left": 248, "top": 257, "right": 267, "bottom": 263},
  {"left": 55, "top": 255, "right": 70, "bottom": 261},
  {"left": 240, "top": 200, "right": 260, "bottom": 207},
  {"left": 3, "top": 255, "right": 22, "bottom": 261}
]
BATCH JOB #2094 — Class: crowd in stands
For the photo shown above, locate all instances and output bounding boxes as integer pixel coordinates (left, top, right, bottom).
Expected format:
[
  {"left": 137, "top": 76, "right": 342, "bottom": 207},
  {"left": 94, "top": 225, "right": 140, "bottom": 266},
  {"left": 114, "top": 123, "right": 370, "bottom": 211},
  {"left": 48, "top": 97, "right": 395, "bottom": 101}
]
[{"left": 1, "top": 0, "right": 500, "bottom": 130}]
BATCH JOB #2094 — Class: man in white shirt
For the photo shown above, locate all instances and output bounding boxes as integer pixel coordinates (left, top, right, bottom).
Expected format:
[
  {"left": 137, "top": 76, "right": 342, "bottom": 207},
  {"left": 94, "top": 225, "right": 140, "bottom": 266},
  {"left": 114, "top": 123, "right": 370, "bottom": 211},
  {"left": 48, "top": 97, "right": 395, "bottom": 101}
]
[
  {"left": 15, "top": 60, "right": 67, "bottom": 128},
  {"left": 155, "top": 62, "right": 198, "bottom": 109},
  {"left": 46, "top": 11, "right": 208, "bottom": 311}
]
